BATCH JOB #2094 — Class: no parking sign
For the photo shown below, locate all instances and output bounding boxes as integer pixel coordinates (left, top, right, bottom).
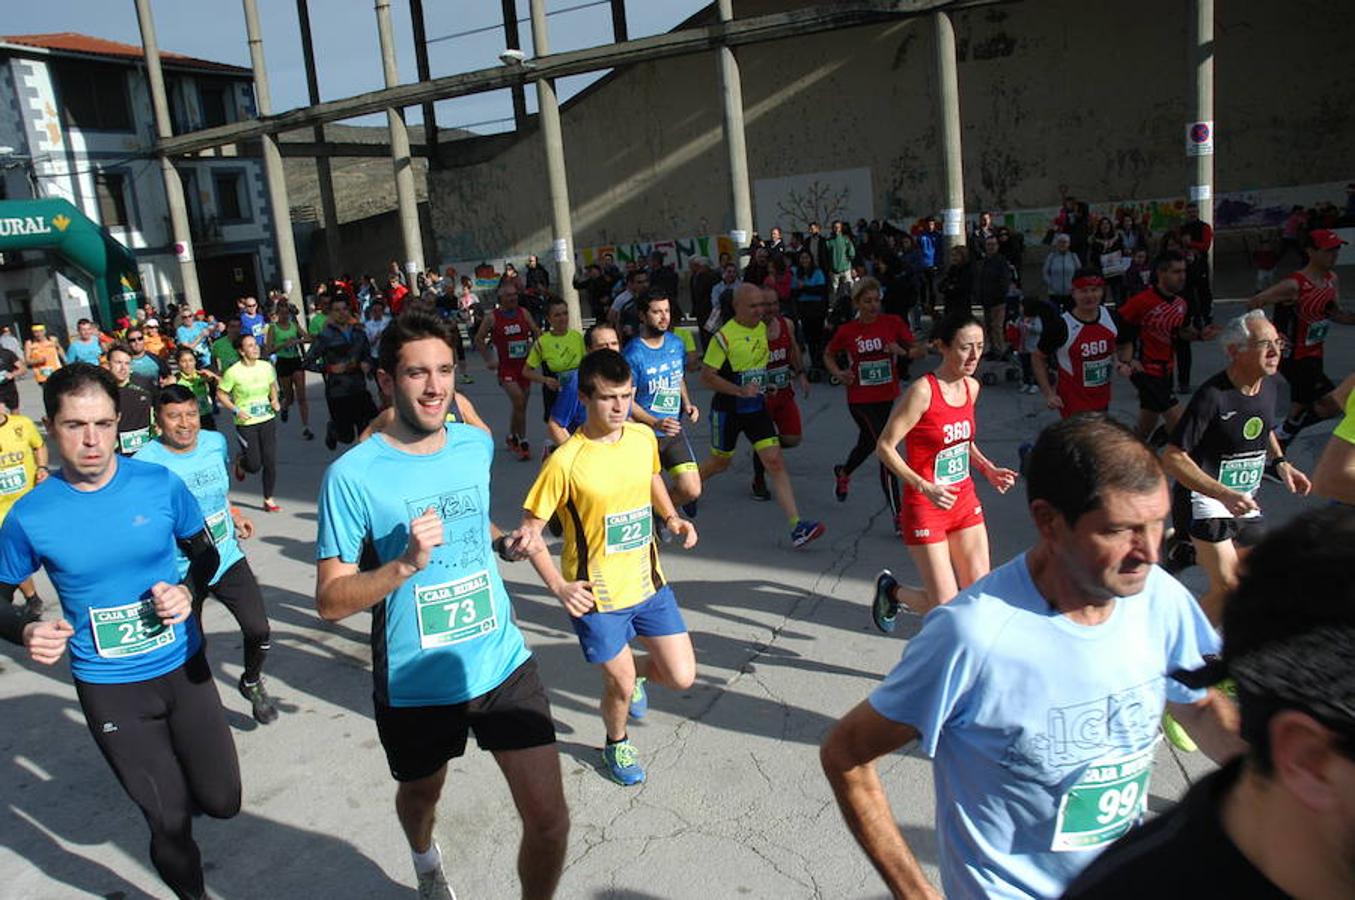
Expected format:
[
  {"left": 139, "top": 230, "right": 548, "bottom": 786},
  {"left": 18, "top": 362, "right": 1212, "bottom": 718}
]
[{"left": 1186, "top": 120, "right": 1214, "bottom": 156}]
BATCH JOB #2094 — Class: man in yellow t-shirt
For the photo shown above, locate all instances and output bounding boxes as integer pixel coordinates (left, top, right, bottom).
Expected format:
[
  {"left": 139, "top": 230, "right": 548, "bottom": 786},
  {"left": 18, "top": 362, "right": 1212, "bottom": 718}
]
[
  {"left": 522, "top": 297, "right": 586, "bottom": 442},
  {"left": 514, "top": 348, "right": 697, "bottom": 787},
  {"left": 0, "top": 408, "right": 49, "bottom": 613}
]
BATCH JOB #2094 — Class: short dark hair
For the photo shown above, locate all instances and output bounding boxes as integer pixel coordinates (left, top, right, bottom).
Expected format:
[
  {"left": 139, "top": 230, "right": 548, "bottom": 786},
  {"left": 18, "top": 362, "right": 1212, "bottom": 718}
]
[
  {"left": 546, "top": 296, "right": 568, "bottom": 315},
  {"left": 1025, "top": 414, "right": 1163, "bottom": 525},
  {"left": 378, "top": 309, "right": 456, "bottom": 374},
  {"left": 584, "top": 322, "right": 617, "bottom": 350},
  {"left": 931, "top": 311, "right": 983, "bottom": 345},
  {"left": 43, "top": 362, "right": 119, "bottom": 419},
  {"left": 1154, "top": 249, "right": 1186, "bottom": 271},
  {"left": 1072, "top": 267, "right": 1101, "bottom": 282},
  {"left": 577, "top": 348, "right": 632, "bottom": 397},
  {"left": 106, "top": 340, "right": 133, "bottom": 361},
  {"left": 638, "top": 290, "right": 670, "bottom": 313},
  {"left": 156, "top": 383, "right": 197, "bottom": 409},
  {"left": 175, "top": 345, "right": 198, "bottom": 361},
  {"left": 77, "top": 317, "right": 93, "bottom": 327}
]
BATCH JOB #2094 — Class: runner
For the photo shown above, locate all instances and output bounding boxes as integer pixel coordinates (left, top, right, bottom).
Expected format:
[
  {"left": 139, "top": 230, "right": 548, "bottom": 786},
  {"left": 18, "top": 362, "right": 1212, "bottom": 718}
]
[
  {"left": 105, "top": 341, "right": 156, "bottom": 456},
  {"left": 1064, "top": 505, "right": 1354, "bottom": 899},
  {"left": 174, "top": 345, "right": 219, "bottom": 431},
  {"left": 820, "top": 414, "right": 1241, "bottom": 900},
  {"left": 1311, "top": 373, "right": 1355, "bottom": 504},
  {"left": 124, "top": 325, "right": 172, "bottom": 387},
  {"left": 750, "top": 285, "right": 809, "bottom": 503},
  {"left": 66, "top": 317, "right": 107, "bottom": 366},
  {"left": 239, "top": 295, "right": 267, "bottom": 343},
  {"left": 1118, "top": 250, "right": 1218, "bottom": 442},
  {"left": 306, "top": 293, "right": 329, "bottom": 342},
  {"left": 136, "top": 384, "right": 280, "bottom": 724},
  {"left": 698, "top": 283, "right": 825, "bottom": 548},
  {"left": 1161, "top": 311, "right": 1311, "bottom": 626},
  {"left": 0, "top": 329, "right": 23, "bottom": 412},
  {"left": 174, "top": 308, "right": 212, "bottom": 368},
  {"left": 475, "top": 282, "right": 540, "bottom": 460},
  {"left": 871, "top": 313, "right": 1018, "bottom": 624},
  {"left": 1034, "top": 269, "right": 1130, "bottom": 417},
  {"left": 210, "top": 318, "right": 242, "bottom": 374},
  {"left": 515, "top": 348, "right": 698, "bottom": 787},
  {"left": 217, "top": 333, "right": 281, "bottom": 513},
  {"left": 523, "top": 296, "right": 585, "bottom": 450},
  {"left": 824, "top": 277, "right": 922, "bottom": 526},
  {"left": 303, "top": 293, "right": 377, "bottom": 451},
  {"left": 546, "top": 324, "right": 622, "bottom": 449},
  {"left": 0, "top": 363, "right": 240, "bottom": 900},
  {"left": 24, "top": 323, "right": 65, "bottom": 386},
  {"left": 0, "top": 402, "right": 48, "bottom": 615},
  {"left": 622, "top": 290, "right": 701, "bottom": 513},
  {"left": 1247, "top": 228, "right": 1355, "bottom": 447},
  {"left": 315, "top": 310, "right": 567, "bottom": 899},
  {"left": 265, "top": 300, "right": 314, "bottom": 440}
]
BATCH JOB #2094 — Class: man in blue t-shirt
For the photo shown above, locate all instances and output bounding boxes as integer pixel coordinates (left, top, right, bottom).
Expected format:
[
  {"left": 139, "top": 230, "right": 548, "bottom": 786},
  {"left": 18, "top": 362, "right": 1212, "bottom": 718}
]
[
  {"left": 174, "top": 307, "right": 213, "bottom": 367},
  {"left": 239, "top": 295, "right": 267, "bottom": 343},
  {"left": 546, "top": 322, "right": 620, "bottom": 449},
  {"left": 0, "top": 363, "right": 239, "bottom": 900},
  {"left": 821, "top": 415, "right": 1245, "bottom": 900},
  {"left": 623, "top": 291, "right": 701, "bottom": 515},
  {"left": 136, "top": 383, "right": 279, "bottom": 724},
  {"left": 64, "top": 317, "right": 105, "bottom": 365},
  {"left": 314, "top": 310, "right": 567, "bottom": 900}
]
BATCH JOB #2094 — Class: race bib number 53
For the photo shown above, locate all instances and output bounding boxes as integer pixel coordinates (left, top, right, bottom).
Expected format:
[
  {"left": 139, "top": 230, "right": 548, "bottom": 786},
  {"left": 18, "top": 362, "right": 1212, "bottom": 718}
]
[{"left": 1051, "top": 741, "right": 1157, "bottom": 852}]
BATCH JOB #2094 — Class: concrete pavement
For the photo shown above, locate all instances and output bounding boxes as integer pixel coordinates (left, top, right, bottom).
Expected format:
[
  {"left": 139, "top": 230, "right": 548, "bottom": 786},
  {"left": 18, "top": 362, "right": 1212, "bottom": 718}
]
[{"left": 0, "top": 307, "right": 1346, "bottom": 898}]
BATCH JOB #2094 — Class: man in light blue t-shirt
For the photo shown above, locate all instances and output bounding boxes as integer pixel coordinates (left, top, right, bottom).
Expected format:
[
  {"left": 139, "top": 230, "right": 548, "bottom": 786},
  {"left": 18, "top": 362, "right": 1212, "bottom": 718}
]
[
  {"left": 65, "top": 318, "right": 105, "bottom": 365},
  {"left": 821, "top": 415, "right": 1245, "bottom": 900}
]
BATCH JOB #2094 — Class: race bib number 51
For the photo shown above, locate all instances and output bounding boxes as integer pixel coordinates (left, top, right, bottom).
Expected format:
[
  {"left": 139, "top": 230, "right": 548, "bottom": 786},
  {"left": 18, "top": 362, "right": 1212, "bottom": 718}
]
[
  {"left": 415, "top": 571, "right": 499, "bottom": 649},
  {"left": 90, "top": 600, "right": 175, "bottom": 659},
  {"left": 1051, "top": 740, "right": 1157, "bottom": 852}
]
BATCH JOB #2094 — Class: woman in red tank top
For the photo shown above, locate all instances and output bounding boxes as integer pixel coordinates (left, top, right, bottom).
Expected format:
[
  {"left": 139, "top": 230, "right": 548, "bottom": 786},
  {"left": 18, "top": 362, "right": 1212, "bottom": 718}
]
[
  {"left": 474, "top": 282, "right": 540, "bottom": 459},
  {"left": 871, "top": 314, "right": 1018, "bottom": 624}
]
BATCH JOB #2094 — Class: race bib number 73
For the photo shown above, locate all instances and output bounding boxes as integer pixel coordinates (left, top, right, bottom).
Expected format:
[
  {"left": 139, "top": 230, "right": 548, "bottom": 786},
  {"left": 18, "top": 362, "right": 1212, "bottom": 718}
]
[{"left": 415, "top": 570, "right": 499, "bottom": 650}]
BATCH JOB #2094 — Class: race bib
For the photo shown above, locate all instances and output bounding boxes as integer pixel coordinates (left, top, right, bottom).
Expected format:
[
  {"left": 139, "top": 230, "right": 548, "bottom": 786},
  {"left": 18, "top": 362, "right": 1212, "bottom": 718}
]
[
  {"left": 1051, "top": 740, "right": 1157, "bottom": 852},
  {"left": 205, "top": 508, "right": 231, "bottom": 545},
  {"left": 118, "top": 427, "right": 151, "bottom": 454},
  {"left": 767, "top": 367, "right": 791, "bottom": 391},
  {"left": 0, "top": 464, "right": 26, "bottom": 494},
  {"left": 740, "top": 368, "right": 767, "bottom": 391},
  {"left": 933, "top": 442, "right": 971, "bottom": 485},
  {"left": 605, "top": 506, "right": 652, "bottom": 555},
  {"left": 243, "top": 401, "right": 272, "bottom": 420},
  {"left": 858, "top": 358, "right": 892, "bottom": 386},
  {"left": 1082, "top": 357, "right": 1112, "bottom": 388},
  {"left": 415, "top": 570, "right": 499, "bottom": 650},
  {"left": 651, "top": 385, "right": 681, "bottom": 415},
  {"left": 1306, "top": 319, "right": 1330, "bottom": 346},
  {"left": 39, "top": 367, "right": 53, "bottom": 378},
  {"left": 90, "top": 600, "right": 176, "bottom": 659},
  {"left": 1218, "top": 452, "right": 1266, "bottom": 493},
  {"left": 507, "top": 339, "right": 531, "bottom": 360}
]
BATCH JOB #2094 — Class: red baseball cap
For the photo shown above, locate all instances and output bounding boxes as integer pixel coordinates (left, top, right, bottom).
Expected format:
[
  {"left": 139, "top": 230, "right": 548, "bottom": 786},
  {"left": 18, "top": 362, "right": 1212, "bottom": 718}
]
[{"left": 1309, "top": 229, "right": 1348, "bottom": 250}]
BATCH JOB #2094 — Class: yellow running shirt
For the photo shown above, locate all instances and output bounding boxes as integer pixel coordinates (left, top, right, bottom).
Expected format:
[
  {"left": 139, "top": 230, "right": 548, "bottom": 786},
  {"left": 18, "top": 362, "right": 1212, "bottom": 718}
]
[
  {"left": 526, "top": 330, "right": 585, "bottom": 376},
  {"left": 524, "top": 422, "right": 664, "bottom": 612},
  {"left": 0, "top": 414, "right": 43, "bottom": 522},
  {"left": 219, "top": 360, "right": 277, "bottom": 425},
  {"left": 1336, "top": 385, "right": 1355, "bottom": 445}
]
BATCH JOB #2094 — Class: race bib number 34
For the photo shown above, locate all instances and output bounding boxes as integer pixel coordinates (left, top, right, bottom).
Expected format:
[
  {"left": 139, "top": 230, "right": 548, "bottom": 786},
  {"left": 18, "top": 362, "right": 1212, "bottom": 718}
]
[
  {"left": 1051, "top": 741, "right": 1157, "bottom": 852},
  {"left": 415, "top": 571, "right": 498, "bottom": 650},
  {"left": 605, "top": 506, "right": 652, "bottom": 554},
  {"left": 90, "top": 600, "right": 175, "bottom": 659}
]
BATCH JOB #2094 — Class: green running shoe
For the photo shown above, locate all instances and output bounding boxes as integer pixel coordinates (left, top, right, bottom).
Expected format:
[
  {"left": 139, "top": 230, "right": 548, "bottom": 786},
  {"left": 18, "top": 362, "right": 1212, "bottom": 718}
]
[
  {"left": 629, "top": 676, "right": 648, "bottom": 719},
  {"left": 603, "top": 739, "right": 646, "bottom": 786},
  {"left": 1161, "top": 710, "right": 1197, "bottom": 753}
]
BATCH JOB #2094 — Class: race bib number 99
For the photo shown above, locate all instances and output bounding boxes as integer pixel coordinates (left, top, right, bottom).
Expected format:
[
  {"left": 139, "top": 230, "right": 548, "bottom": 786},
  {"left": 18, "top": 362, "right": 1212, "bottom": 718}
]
[
  {"left": 1051, "top": 741, "right": 1157, "bottom": 852},
  {"left": 605, "top": 506, "right": 652, "bottom": 554},
  {"left": 90, "top": 600, "right": 175, "bottom": 659},
  {"left": 415, "top": 571, "right": 499, "bottom": 649}
]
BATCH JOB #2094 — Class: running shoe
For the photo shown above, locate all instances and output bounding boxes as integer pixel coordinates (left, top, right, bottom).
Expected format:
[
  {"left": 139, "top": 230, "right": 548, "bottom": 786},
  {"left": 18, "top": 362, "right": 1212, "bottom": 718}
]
[
  {"left": 302, "top": 428, "right": 315, "bottom": 441},
  {"left": 506, "top": 434, "right": 519, "bottom": 452},
  {"left": 680, "top": 499, "right": 699, "bottom": 519},
  {"left": 416, "top": 865, "right": 456, "bottom": 900},
  {"left": 324, "top": 423, "right": 338, "bottom": 451},
  {"left": 790, "top": 519, "right": 826, "bottom": 548},
  {"left": 233, "top": 457, "right": 246, "bottom": 482},
  {"left": 515, "top": 440, "right": 531, "bottom": 461},
  {"left": 263, "top": 499, "right": 281, "bottom": 513},
  {"left": 602, "top": 739, "right": 646, "bottom": 786},
  {"left": 629, "top": 676, "right": 648, "bottom": 720},
  {"left": 1161, "top": 710, "right": 1197, "bottom": 753},
  {"left": 238, "top": 676, "right": 279, "bottom": 725},
  {"left": 872, "top": 569, "right": 904, "bottom": 633},
  {"left": 834, "top": 465, "right": 850, "bottom": 502},
  {"left": 750, "top": 474, "right": 771, "bottom": 501}
]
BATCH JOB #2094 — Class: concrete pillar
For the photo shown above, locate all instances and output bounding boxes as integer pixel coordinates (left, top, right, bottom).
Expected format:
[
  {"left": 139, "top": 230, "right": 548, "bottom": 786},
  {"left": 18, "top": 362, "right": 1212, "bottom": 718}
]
[
  {"left": 296, "top": 0, "right": 342, "bottom": 281},
  {"left": 716, "top": 0, "right": 752, "bottom": 252},
  {"left": 933, "top": 12, "right": 965, "bottom": 247},
  {"left": 611, "top": 0, "right": 629, "bottom": 42},
  {"left": 133, "top": 0, "right": 203, "bottom": 312},
  {"left": 1191, "top": 0, "right": 1215, "bottom": 282},
  {"left": 502, "top": 0, "right": 529, "bottom": 130},
  {"left": 243, "top": 0, "right": 303, "bottom": 306},
  {"left": 409, "top": 0, "right": 439, "bottom": 158},
  {"left": 529, "top": 0, "right": 581, "bottom": 328},
  {"left": 375, "top": 0, "right": 426, "bottom": 281}
]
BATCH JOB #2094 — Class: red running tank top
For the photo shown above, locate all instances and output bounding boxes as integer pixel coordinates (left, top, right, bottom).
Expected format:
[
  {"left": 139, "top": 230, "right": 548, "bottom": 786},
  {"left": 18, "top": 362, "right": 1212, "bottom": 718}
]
[
  {"left": 765, "top": 315, "right": 796, "bottom": 394},
  {"left": 1054, "top": 308, "right": 1118, "bottom": 416},
  {"left": 1283, "top": 271, "right": 1338, "bottom": 361},
  {"left": 491, "top": 308, "right": 532, "bottom": 368},
  {"left": 905, "top": 372, "right": 976, "bottom": 490}
]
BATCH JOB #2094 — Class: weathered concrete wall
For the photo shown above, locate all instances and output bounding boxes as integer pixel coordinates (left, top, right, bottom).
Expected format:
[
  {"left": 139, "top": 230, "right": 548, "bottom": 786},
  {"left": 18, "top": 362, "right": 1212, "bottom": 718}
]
[{"left": 427, "top": 0, "right": 1354, "bottom": 263}]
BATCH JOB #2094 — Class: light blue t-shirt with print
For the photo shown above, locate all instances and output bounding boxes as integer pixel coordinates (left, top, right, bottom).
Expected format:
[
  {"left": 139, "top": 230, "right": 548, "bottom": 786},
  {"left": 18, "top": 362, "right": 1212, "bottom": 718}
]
[
  {"left": 135, "top": 430, "right": 243, "bottom": 584},
  {"left": 623, "top": 332, "right": 687, "bottom": 424},
  {"left": 315, "top": 422, "right": 531, "bottom": 707},
  {"left": 66, "top": 338, "right": 104, "bottom": 365},
  {"left": 869, "top": 554, "right": 1220, "bottom": 900}
]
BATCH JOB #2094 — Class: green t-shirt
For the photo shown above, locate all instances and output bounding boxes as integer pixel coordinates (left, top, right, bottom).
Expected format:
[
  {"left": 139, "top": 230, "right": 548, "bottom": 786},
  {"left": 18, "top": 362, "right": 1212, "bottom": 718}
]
[
  {"left": 308, "top": 313, "right": 328, "bottom": 339},
  {"left": 269, "top": 320, "right": 302, "bottom": 359},
  {"left": 176, "top": 371, "right": 214, "bottom": 417},
  {"left": 702, "top": 319, "right": 769, "bottom": 414},
  {"left": 526, "top": 330, "right": 585, "bottom": 376},
  {"left": 211, "top": 336, "right": 240, "bottom": 372},
  {"left": 219, "top": 360, "right": 277, "bottom": 425}
]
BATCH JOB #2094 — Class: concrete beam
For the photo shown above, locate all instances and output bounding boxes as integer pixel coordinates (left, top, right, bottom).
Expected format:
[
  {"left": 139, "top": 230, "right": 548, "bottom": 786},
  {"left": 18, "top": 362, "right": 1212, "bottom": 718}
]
[
  {"left": 158, "top": 0, "right": 1006, "bottom": 157},
  {"left": 275, "top": 141, "right": 433, "bottom": 159}
]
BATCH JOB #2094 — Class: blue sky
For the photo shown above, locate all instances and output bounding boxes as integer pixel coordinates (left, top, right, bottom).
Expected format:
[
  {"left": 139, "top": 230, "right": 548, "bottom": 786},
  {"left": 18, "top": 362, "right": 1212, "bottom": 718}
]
[{"left": 3, "top": 0, "right": 707, "bottom": 132}]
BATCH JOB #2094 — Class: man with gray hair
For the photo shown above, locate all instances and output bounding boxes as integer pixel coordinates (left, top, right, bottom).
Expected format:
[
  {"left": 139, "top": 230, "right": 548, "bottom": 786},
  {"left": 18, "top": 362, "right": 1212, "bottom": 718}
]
[{"left": 1162, "top": 309, "right": 1311, "bottom": 631}]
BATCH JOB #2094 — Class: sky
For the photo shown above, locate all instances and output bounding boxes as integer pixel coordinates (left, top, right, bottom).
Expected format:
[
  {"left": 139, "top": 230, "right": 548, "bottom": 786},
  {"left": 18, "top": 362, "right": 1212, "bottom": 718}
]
[{"left": 3, "top": 0, "right": 709, "bottom": 133}]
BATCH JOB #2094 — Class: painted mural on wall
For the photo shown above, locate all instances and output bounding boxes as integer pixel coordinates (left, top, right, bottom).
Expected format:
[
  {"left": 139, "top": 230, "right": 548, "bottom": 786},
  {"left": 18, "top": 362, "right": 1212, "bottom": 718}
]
[{"left": 753, "top": 167, "right": 874, "bottom": 234}]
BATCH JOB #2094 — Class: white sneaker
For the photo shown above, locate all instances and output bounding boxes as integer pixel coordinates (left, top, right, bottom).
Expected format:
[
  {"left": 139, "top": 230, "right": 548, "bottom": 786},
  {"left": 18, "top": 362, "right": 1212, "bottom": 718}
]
[{"left": 417, "top": 865, "right": 456, "bottom": 900}]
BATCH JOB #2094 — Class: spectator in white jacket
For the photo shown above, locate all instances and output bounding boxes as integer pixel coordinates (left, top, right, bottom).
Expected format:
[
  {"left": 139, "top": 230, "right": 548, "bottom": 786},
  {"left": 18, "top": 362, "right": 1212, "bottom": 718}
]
[{"left": 1042, "top": 233, "right": 1081, "bottom": 311}]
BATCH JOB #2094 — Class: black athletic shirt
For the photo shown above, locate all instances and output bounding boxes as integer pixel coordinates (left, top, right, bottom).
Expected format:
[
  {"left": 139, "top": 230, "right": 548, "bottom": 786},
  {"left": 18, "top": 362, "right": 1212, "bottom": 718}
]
[
  {"left": 1061, "top": 759, "right": 1289, "bottom": 899},
  {"left": 116, "top": 382, "right": 155, "bottom": 455},
  {"left": 1168, "top": 370, "right": 1277, "bottom": 519}
]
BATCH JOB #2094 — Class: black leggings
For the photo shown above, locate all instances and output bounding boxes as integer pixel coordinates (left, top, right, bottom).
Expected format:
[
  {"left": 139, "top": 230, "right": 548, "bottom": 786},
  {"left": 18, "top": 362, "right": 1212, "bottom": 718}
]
[
  {"left": 799, "top": 301, "right": 828, "bottom": 372},
  {"left": 75, "top": 650, "right": 241, "bottom": 900},
  {"left": 326, "top": 390, "right": 377, "bottom": 445},
  {"left": 235, "top": 417, "right": 277, "bottom": 498},
  {"left": 203, "top": 558, "right": 270, "bottom": 684},
  {"left": 542, "top": 383, "right": 559, "bottom": 423},
  {"left": 845, "top": 401, "right": 901, "bottom": 518}
]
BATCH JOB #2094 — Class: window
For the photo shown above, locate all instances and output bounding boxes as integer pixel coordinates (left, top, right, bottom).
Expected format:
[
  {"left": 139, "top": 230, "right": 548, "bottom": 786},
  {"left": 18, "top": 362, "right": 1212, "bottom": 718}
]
[
  {"left": 95, "top": 172, "right": 129, "bottom": 227},
  {"left": 213, "top": 171, "right": 249, "bottom": 223},
  {"left": 198, "top": 82, "right": 235, "bottom": 128},
  {"left": 54, "top": 61, "right": 132, "bottom": 131}
]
